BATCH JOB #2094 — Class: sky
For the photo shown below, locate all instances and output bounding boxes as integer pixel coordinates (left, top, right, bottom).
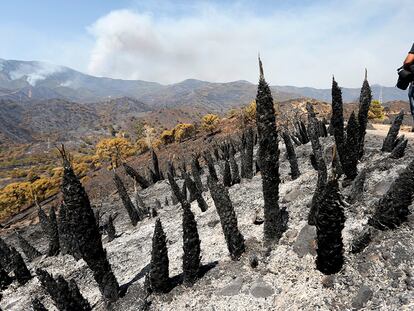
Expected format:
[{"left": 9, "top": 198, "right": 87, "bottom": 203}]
[{"left": 0, "top": 0, "right": 412, "bottom": 88}]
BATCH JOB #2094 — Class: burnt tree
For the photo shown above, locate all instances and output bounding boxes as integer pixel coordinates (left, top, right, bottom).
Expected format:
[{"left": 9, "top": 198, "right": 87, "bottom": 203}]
[
  {"left": 343, "top": 112, "right": 359, "bottom": 180},
  {"left": 382, "top": 110, "right": 404, "bottom": 152},
  {"left": 315, "top": 179, "right": 345, "bottom": 275},
  {"left": 48, "top": 206, "right": 60, "bottom": 256},
  {"left": 113, "top": 173, "right": 141, "bottom": 226},
  {"left": 16, "top": 232, "right": 41, "bottom": 261},
  {"left": 357, "top": 71, "right": 372, "bottom": 158},
  {"left": 123, "top": 163, "right": 150, "bottom": 189},
  {"left": 369, "top": 158, "right": 414, "bottom": 230},
  {"left": 390, "top": 138, "right": 408, "bottom": 159},
  {"left": 59, "top": 147, "right": 119, "bottom": 302},
  {"left": 281, "top": 131, "right": 300, "bottom": 180},
  {"left": 306, "top": 103, "right": 327, "bottom": 225},
  {"left": 182, "top": 200, "right": 201, "bottom": 286},
  {"left": 255, "top": 58, "right": 287, "bottom": 246},
  {"left": 183, "top": 172, "right": 208, "bottom": 212},
  {"left": 149, "top": 219, "right": 170, "bottom": 293},
  {"left": 208, "top": 177, "right": 245, "bottom": 260},
  {"left": 229, "top": 144, "right": 241, "bottom": 185}
]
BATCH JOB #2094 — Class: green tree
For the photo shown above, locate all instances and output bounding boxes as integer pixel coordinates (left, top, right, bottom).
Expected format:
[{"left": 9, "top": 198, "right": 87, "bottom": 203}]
[{"left": 368, "top": 100, "right": 385, "bottom": 120}]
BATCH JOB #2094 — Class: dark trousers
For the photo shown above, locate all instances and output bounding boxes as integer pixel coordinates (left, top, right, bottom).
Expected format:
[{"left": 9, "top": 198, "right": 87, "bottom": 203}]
[{"left": 410, "top": 82, "right": 414, "bottom": 122}]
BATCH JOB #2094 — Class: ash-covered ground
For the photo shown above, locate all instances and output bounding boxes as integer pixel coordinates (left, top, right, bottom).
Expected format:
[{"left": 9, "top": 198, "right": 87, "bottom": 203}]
[{"left": 1, "top": 131, "right": 414, "bottom": 311}]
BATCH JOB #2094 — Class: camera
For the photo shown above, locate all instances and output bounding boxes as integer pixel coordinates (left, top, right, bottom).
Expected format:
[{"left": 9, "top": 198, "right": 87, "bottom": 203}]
[{"left": 397, "top": 65, "right": 414, "bottom": 90}]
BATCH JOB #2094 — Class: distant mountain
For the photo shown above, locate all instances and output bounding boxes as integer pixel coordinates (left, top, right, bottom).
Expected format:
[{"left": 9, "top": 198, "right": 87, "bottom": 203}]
[
  {"left": 0, "top": 59, "right": 407, "bottom": 109},
  {"left": 0, "top": 97, "right": 151, "bottom": 143}
]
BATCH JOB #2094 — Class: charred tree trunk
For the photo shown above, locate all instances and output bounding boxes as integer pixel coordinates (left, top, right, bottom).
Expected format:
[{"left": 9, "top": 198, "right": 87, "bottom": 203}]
[
  {"left": 368, "top": 158, "right": 414, "bottom": 230},
  {"left": 244, "top": 127, "right": 254, "bottom": 179},
  {"left": 0, "top": 265, "right": 12, "bottom": 289},
  {"left": 208, "top": 177, "right": 245, "bottom": 260},
  {"left": 36, "top": 268, "right": 91, "bottom": 311},
  {"left": 203, "top": 152, "right": 218, "bottom": 181},
  {"left": 58, "top": 203, "right": 81, "bottom": 260},
  {"left": 59, "top": 147, "right": 119, "bottom": 302},
  {"left": 167, "top": 172, "right": 184, "bottom": 204},
  {"left": 16, "top": 232, "right": 41, "bottom": 261},
  {"left": 306, "top": 103, "right": 328, "bottom": 225},
  {"left": 106, "top": 215, "right": 116, "bottom": 242},
  {"left": 149, "top": 219, "right": 170, "bottom": 293},
  {"left": 347, "top": 169, "right": 366, "bottom": 204},
  {"left": 281, "top": 131, "right": 300, "bottom": 180},
  {"left": 31, "top": 298, "right": 48, "bottom": 311},
  {"left": 229, "top": 144, "right": 241, "bottom": 185},
  {"left": 357, "top": 73, "right": 372, "bottom": 159},
  {"left": 382, "top": 110, "right": 404, "bottom": 152},
  {"left": 182, "top": 200, "right": 201, "bottom": 286},
  {"left": 315, "top": 179, "right": 345, "bottom": 275},
  {"left": 390, "top": 138, "right": 408, "bottom": 159},
  {"left": 256, "top": 58, "right": 287, "bottom": 246},
  {"left": 113, "top": 173, "right": 140, "bottom": 226},
  {"left": 183, "top": 172, "right": 208, "bottom": 212},
  {"left": 331, "top": 78, "right": 347, "bottom": 173},
  {"left": 48, "top": 207, "right": 60, "bottom": 256},
  {"left": 123, "top": 163, "right": 150, "bottom": 189},
  {"left": 10, "top": 246, "right": 31, "bottom": 285},
  {"left": 151, "top": 149, "right": 161, "bottom": 182},
  {"left": 191, "top": 157, "right": 204, "bottom": 192},
  {"left": 343, "top": 112, "right": 359, "bottom": 180}
]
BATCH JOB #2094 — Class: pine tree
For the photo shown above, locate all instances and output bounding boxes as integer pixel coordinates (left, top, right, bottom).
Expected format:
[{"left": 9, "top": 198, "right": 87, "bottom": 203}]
[
  {"left": 113, "top": 173, "right": 141, "bottom": 226},
  {"left": 357, "top": 71, "right": 372, "bottom": 158},
  {"left": 315, "top": 179, "right": 345, "bottom": 275},
  {"left": 58, "top": 146, "right": 119, "bottom": 302},
  {"left": 182, "top": 201, "right": 201, "bottom": 286},
  {"left": 255, "top": 57, "right": 287, "bottom": 246},
  {"left": 306, "top": 103, "right": 327, "bottom": 225},
  {"left": 149, "top": 219, "right": 170, "bottom": 293},
  {"left": 382, "top": 110, "right": 405, "bottom": 152},
  {"left": 208, "top": 176, "right": 245, "bottom": 260},
  {"left": 123, "top": 163, "right": 150, "bottom": 189},
  {"left": 369, "top": 158, "right": 414, "bottom": 230},
  {"left": 281, "top": 131, "right": 300, "bottom": 180},
  {"left": 16, "top": 232, "right": 41, "bottom": 261}
]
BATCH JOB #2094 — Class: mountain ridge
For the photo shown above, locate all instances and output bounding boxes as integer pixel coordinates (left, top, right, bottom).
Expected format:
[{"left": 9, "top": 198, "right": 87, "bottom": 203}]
[{"left": 0, "top": 59, "right": 408, "bottom": 105}]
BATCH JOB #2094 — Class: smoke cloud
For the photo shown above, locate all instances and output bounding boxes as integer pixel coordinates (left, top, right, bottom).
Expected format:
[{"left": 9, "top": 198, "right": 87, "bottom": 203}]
[{"left": 87, "top": 1, "right": 412, "bottom": 88}]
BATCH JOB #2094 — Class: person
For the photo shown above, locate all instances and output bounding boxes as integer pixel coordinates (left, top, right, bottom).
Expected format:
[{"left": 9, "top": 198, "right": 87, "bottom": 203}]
[{"left": 403, "top": 43, "right": 414, "bottom": 128}]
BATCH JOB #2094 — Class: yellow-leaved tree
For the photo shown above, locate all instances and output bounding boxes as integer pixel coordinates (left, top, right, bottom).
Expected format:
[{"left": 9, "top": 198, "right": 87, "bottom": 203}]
[
  {"left": 201, "top": 114, "right": 220, "bottom": 133},
  {"left": 174, "top": 123, "right": 195, "bottom": 142},
  {"left": 96, "top": 137, "right": 136, "bottom": 168}
]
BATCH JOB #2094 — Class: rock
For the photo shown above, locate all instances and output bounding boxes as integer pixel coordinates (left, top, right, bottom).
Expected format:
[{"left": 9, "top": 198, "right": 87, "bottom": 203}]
[
  {"left": 293, "top": 225, "right": 317, "bottom": 258},
  {"left": 282, "top": 188, "right": 301, "bottom": 203},
  {"left": 249, "top": 254, "right": 259, "bottom": 268},
  {"left": 250, "top": 278, "right": 275, "bottom": 298},
  {"left": 372, "top": 180, "right": 392, "bottom": 196},
  {"left": 321, "top": 275, "right": 335, "bottom": 288},
  {"left": 218, "top": 277, "right": 243, "bottom": 296},
  {"left": 207, "top": 220, "right": 220, "bottom": 228},
  {"left": 252, "top": 209, "right": 264, "bottom": 225},
  {"left": 351, "top": 285, "right": 373, "bottom": 309}
]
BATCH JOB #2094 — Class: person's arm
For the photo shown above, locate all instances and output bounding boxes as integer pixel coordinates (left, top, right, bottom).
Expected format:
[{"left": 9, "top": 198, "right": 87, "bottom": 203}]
[{"left": 403, "top": 44, "right": 414, "bottom": 69}]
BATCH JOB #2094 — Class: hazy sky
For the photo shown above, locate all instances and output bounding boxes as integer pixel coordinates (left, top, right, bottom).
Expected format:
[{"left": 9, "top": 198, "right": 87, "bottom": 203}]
[{"left": 0, "top": 0, "right": 412, "bottom": 87}]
